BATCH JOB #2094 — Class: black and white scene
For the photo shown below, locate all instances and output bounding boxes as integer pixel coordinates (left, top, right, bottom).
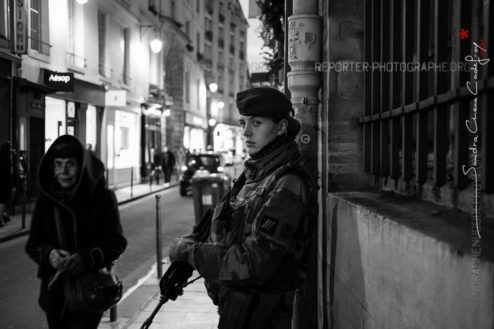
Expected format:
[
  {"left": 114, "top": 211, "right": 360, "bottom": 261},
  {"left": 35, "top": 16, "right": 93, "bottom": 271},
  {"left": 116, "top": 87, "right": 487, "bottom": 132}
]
[{"left": 0, "top": 0, "right": 493, "bottom": 328}]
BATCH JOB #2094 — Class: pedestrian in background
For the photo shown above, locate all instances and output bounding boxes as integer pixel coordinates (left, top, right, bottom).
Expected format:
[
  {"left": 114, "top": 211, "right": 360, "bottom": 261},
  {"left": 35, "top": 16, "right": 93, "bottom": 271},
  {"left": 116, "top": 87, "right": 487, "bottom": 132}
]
[
  {"left": 25, "top": 135, "right": 127, "bottom": 329},
  {"left": 161, "top": 146, "right": 176, "bottom": 183},
  {"left": 0, "top": 141, "right": 13, "bottom": 226},
  {"left": 152, "top": 148, "right": 163, "bottom": 185},
  {"left": 168, "top": 87, "right": 317, "bottom": 329}
]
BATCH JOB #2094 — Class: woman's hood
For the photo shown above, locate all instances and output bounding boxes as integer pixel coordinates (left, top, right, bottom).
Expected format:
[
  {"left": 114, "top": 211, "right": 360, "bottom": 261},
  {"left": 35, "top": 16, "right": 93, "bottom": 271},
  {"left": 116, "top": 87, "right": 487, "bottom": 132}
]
[{"left": 38, "top": 135, "right": 106, "bottom": 204}]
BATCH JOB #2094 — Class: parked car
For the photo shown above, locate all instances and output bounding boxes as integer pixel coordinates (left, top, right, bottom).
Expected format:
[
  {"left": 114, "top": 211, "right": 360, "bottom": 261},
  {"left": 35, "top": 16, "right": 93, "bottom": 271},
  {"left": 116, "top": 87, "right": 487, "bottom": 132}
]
[{"left": 179, "top": 153, "right": 225, "bottom": 196}]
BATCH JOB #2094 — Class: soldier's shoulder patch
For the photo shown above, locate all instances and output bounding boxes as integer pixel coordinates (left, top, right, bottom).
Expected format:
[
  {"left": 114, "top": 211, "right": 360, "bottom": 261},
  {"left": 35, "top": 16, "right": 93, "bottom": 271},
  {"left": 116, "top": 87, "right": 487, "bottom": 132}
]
[{"left": 259, "top": 216, "right": 279, "bottom": 235}]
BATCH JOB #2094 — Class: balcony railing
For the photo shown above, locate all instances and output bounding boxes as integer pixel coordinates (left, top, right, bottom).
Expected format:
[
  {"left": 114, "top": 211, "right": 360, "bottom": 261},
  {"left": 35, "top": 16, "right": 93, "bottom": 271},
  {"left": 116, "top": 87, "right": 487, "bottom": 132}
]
[
  {"left": 66, "top": 52, "right": 87, "bottom": 71},
  {"left": 29, "top": 36, "right": 51, "bottom": 56}
]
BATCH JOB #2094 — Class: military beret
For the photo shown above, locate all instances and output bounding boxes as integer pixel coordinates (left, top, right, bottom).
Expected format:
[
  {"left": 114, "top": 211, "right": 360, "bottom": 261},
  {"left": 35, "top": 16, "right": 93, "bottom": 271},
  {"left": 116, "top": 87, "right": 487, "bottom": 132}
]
[{"left": 235, "top": 87, "right": 294, "bottom": 121}]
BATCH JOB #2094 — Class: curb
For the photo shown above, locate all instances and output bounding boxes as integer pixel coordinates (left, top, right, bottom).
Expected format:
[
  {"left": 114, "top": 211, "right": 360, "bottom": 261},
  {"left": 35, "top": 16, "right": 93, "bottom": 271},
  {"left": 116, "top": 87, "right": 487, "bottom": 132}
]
[
  {"left": 0, "top": 228, "right": 30, "bottom": 244},
  {"left": 117, "top": 183, "right": 177, "bottom": 206},
  {"left": 0, "top": 183, "right": 177, "bottom": 245}
]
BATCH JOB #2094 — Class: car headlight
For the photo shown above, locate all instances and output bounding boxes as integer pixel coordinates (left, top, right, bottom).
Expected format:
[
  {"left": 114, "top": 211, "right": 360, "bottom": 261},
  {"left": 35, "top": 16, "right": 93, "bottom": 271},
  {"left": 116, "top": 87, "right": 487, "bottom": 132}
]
[
  {"left": 181, "top": 165, "right": 188, "bottom": 171},
  {"left": 217, "top": 166, "right": 224, "bottom": 172}
]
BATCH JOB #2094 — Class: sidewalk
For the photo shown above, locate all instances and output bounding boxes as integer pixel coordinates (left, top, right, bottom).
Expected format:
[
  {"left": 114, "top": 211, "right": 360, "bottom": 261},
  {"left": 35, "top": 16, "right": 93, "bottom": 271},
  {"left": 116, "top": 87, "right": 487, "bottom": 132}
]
[
  {"left": 0, "top": 181, "right": 175, "bottom": 243},
  {"left": 98, "top": 261, "right": 219, "bottom": 329}
]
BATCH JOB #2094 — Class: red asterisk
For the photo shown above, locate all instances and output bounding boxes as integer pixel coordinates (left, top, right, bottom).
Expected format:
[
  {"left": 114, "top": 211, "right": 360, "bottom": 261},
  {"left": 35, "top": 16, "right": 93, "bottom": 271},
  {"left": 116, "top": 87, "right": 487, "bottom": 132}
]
[{"left": 459, "top": 28, "right": 469, "bottom": 39}]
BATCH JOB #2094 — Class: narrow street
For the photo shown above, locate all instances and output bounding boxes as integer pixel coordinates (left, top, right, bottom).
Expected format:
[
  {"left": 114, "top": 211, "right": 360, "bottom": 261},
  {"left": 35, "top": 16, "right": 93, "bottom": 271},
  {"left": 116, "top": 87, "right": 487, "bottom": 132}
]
[{"left": 0, "top": 186, "right": 195, "bottom": 329}]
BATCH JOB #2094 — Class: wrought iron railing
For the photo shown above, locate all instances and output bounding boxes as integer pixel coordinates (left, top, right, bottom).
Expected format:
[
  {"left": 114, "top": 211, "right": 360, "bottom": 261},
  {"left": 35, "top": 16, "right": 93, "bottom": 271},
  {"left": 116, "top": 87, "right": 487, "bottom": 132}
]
[
  {"left": 29, "top": 36, "right": 51, "bottom": 55},
  {"left": 66, "top": 52, "right": 87, "bottom": 70}
]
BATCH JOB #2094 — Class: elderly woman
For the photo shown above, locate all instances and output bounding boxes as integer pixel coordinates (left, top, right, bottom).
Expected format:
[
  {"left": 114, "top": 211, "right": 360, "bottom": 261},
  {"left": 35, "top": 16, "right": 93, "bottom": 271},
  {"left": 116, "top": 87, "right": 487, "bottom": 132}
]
[
  {"left": 169, "top": 87, "right": 317, "bottom": 329},
  {"left": 26, "top": 135, "right": 127, "bottom": 329}
]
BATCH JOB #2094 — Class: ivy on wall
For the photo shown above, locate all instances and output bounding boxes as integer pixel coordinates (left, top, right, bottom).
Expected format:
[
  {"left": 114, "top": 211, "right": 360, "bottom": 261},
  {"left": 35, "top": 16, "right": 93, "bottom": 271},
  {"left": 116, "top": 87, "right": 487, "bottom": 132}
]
[{"left": 256, "top": 0, "right": 285, "bottom": 77}]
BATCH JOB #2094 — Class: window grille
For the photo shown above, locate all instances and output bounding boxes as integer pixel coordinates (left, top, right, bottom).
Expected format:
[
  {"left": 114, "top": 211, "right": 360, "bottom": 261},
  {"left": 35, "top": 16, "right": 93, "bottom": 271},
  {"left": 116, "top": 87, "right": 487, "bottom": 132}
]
[{"left": 362, "top": 0, "right": 493, "bottom": 196}]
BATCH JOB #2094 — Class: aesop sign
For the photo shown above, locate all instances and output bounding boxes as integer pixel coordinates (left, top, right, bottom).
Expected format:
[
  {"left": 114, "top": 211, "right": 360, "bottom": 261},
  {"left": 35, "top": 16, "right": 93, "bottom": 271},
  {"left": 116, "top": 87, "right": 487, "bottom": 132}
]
[{"left": 44, "top": 70, "right": 74, "bottom": 92}]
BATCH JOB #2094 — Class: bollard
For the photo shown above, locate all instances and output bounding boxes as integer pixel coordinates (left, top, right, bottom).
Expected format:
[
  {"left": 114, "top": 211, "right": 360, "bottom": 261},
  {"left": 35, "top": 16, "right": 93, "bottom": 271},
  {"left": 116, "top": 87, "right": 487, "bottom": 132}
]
[
  {"left": 155, "top": 194, "right": 163, "bottom": 279},
  {"left": 110, "top": 305, "right": 117, "bottom": 322},
  {"left": 21, "top": 177, "right": 27, "bottom": 229},
  {"left": 130, "top": 167, "right": 134, "bottom": 198}
]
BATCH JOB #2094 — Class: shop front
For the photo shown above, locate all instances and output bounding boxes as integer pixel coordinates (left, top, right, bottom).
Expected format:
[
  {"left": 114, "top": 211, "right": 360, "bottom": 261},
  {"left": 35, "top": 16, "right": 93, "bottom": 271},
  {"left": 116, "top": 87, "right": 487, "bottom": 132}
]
[
  {"left": 42, "top": 69, "right": 106, "bottom": 155},
  {"left": 14, "top": 69, "right": 106, "bottom": 198},
  {"left": 104, "top": 103, "right": 140, "bottom": 188},
  {"left": 99, "top": 90, "right": 141, "bottom": 188},
  {"left": 140, "top": 104, "right": 164, "bottom": 179},
  {"left": 14, "top": 77, "right": 53, "bottom": 200},
  {"left": 183, "top": 112, "right": 207, "bottom": 153}
]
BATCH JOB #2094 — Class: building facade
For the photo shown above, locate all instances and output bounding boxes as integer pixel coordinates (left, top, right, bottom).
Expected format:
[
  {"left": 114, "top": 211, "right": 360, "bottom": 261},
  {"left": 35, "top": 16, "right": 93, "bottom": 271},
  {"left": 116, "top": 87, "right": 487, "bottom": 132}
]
[
  {"left": 0, "top": 0, "right": 185, "bottom": 198},
  {"left": 205, "top": 0, "right": 249, "bottom": 156},
  {"left": 162, "top": 0, "right": 249, "bottom": 157}
]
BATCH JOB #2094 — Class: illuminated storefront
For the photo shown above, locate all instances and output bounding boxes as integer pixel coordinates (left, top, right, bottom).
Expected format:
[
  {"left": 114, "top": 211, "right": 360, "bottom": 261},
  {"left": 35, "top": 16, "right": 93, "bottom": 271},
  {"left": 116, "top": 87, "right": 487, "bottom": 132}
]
[{"left": 183, "top": 112, "right": 207, "bottom": 153}]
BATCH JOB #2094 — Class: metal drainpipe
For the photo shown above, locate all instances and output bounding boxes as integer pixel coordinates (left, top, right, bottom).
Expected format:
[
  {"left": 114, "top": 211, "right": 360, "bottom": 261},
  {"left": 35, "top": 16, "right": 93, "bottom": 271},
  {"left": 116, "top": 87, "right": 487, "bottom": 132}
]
[{"left": 287, "top": 0, "right": 322, "bottom": 328}]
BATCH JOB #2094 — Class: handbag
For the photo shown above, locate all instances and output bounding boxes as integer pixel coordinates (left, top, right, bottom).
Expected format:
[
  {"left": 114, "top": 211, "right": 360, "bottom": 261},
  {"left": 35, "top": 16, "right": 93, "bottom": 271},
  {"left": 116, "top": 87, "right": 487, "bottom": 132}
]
[
  {"left": 63, "top": 264, "right": 123, "bottom": 313},
  {"left": 53, "top": 207, "right": 123, "bottom": 313}
]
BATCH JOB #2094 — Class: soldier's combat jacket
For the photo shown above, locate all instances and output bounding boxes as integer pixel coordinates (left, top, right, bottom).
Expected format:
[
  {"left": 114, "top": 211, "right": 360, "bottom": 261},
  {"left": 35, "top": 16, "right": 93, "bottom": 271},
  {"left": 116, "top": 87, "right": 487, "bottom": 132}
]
[{"left": 187, "top": 140, "right": 316, "bottom": 328}]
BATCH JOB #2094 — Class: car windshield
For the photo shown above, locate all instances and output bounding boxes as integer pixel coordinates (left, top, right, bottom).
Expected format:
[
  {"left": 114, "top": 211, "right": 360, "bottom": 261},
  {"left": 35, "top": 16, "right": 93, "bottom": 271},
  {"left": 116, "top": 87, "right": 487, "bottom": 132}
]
[
  {"left": 198, "top": 156, "right": 220, "bottom": 166},
  {"left": 188, "top": 155, "right": 221, "bottom": 168}
]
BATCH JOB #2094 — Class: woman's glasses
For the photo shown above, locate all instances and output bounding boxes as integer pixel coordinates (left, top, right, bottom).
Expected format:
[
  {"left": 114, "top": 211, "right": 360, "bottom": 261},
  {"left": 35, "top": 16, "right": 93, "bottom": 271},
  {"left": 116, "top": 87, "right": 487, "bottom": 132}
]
[{"left": 53, "top": 158, "right": 78, "bottom": 172}]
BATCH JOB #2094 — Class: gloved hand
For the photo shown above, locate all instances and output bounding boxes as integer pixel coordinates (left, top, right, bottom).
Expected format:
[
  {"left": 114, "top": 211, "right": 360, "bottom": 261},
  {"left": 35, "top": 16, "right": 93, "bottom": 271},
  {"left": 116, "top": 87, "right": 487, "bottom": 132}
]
[
  {"left": 49, "top": 249, "right": 70, "bottom": 269},
  {"left": 168, "top": 237, "right": 196, "bottom": 265},
  {"left": 65, "top": 253, "right": 86, "bottom": 275}
]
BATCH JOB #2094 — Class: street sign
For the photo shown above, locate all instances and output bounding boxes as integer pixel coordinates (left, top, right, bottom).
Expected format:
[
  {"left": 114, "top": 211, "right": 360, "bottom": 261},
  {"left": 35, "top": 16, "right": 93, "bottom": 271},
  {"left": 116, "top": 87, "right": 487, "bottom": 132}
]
[{"left": 14, "top": 0, "right": 28, "bottom": 54}]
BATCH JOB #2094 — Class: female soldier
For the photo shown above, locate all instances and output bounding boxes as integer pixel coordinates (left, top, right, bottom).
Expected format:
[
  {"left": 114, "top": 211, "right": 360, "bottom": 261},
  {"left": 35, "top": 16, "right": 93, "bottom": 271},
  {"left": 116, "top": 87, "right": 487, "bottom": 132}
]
[
  {"left": 26, "top": 135, "right": 127, "bottom": 329},
  {"left": 169, "top": 87, "right": 316, "bottom": 329}
]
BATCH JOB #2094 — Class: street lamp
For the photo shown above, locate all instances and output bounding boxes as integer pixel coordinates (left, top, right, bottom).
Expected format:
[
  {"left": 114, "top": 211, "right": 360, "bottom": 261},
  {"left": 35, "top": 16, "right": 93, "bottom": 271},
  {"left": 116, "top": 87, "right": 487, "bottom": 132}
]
[
  {"left": 140, "top": 24, "right": 163, "bottom": 54},
  {"left": 217, "top": 101, "right": 224, "bottom": 109},
  {"left": 150, "top": 37, "right": 163, "bottom": 53},
  {"left": 209, "top": 83, "right": 218, "bottom": 93}
]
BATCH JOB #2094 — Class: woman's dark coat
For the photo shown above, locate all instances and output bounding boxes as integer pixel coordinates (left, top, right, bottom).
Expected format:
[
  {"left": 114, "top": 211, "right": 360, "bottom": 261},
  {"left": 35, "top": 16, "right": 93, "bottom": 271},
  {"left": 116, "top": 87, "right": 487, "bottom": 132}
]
[{"left": 25, "top": 135, "right": 127, "bottom": 316}]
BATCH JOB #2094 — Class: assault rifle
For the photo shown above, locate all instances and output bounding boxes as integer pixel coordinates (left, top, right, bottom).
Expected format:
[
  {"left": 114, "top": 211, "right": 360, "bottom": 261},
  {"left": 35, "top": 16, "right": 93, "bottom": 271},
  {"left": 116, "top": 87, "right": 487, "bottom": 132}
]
[{"left": 140, "top": 209, "right": 213, "bottom": 329}]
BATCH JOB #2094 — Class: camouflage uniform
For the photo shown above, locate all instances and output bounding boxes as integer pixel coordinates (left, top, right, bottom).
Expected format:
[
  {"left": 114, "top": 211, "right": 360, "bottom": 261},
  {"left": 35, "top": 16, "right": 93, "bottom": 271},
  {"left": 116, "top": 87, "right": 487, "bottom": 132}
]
[{"left": 176, "top": 140, "right": 316, "bottom": 329}]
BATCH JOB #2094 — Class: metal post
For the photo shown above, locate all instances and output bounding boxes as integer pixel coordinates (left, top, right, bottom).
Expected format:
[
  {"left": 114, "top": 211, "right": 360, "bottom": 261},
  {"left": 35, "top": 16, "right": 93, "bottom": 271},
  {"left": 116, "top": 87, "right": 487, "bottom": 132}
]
[
  {"left": 106, "top": 169, "right": 109, "bottom": 188},
  {"left": 110, "top": 305, "right": 117, "bottom": 322},
  {"left": 155, "top": 194, "right": 163, "bottom": 279},
  {"left": 21, "top": 176, "right": 26, "bottom": 229},
  {"left": 130, "top": 167, "right": 134, "bottom": 198},
  {"left": 149, "top": 169, "right": 153, "bottom": 191}
]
